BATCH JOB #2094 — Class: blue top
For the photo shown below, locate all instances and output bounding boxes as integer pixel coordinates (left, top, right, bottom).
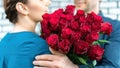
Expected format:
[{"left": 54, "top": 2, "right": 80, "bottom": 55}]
[
  {"left": 0, "top": 31, "right": 51, "bottom": 68},
  {"left": 79, "top": 12, "right": 120, "bottom": 68}
]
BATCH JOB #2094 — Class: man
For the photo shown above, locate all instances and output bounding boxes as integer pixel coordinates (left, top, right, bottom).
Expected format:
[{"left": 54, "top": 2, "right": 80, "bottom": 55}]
[{"left": 33, "top": 0, "right": 120, "bottom": 68}]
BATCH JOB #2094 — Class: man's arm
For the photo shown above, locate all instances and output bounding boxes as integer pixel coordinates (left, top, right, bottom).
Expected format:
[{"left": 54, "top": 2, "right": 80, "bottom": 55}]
[{"left": 33, "top": 48, "right": 79, "bottom": 68}]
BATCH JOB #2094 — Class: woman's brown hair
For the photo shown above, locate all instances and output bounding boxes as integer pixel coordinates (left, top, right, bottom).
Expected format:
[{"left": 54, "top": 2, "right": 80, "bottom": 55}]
[{"left": 3, "top": 0, "right": 28, "bottom": 23}]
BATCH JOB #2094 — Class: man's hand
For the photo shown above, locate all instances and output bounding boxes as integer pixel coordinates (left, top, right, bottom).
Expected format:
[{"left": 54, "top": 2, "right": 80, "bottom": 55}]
[{"left": 33, "top": 48, "right": 79, "bottom": 68}]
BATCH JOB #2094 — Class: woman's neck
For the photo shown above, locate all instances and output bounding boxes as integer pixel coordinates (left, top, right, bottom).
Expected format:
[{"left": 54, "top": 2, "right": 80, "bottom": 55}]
[{"left": 12, "top": 17, "right": 37, "bottom": 33}]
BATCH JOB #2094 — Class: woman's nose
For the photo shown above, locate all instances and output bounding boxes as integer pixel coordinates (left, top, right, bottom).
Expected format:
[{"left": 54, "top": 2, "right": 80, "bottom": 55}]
[{"left": 46, "top": 0, "right": 51, "bottom": 7}]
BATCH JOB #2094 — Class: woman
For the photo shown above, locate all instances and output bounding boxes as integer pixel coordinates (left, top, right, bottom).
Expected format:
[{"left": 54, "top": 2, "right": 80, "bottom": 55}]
[{"left": 0, "top": 0, "right": 51, "bottom": 68}]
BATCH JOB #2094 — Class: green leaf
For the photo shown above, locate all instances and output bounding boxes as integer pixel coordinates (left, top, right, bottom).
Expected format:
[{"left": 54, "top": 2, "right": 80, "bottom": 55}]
[
  {"left": 98, "top": 40, "right": 109, "bottom": 43},
  {"left": 99, "top": 32, "right": 103, "bottom": 35},
  {"left": 92, "top": 40, "right": 109, "bottom": 45},
  {"left": 92, "top": 41, "right": 100, "bottom": 45},
  {"left": 67, "top": 53, "right": 82, "bottom": 64},
  {"left": 78, "top": 57, "right": 88, "bottom": 65},
  {"left": 92, "top": 60, "right": 97, "bottom": 66}
]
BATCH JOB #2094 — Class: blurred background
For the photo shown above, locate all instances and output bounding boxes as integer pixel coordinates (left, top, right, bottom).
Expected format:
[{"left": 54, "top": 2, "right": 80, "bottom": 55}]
[{"left": 0, "top": 0, "right": 120, "bottom": 40}]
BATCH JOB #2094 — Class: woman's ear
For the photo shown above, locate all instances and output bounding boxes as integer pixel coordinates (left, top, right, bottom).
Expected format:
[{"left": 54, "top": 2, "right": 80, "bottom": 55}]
[{"left": 16, "top": 2, "right": 29, "bottom": 15}]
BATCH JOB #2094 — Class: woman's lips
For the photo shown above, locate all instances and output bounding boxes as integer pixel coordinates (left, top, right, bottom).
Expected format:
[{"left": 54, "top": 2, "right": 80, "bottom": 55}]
[
  {"left": 44, "top": 10, "right": 48, "bottom": 13},
  {"left": 77, "top": 0, "right": 85, "bottom": 4}
]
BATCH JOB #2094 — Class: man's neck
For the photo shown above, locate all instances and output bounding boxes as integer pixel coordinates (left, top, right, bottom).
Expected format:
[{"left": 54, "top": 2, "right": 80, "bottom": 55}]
[
  {"left": 75, "top": 6, "right": 100, "bottom": 15},
  {"left": 86, "top": 7, "right": 99, "bottom": 15}
]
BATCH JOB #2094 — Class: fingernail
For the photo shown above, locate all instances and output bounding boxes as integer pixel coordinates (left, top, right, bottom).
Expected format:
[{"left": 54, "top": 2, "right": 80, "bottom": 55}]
[
  {"left": 35, "top": 56, "right": 38, "bottom": 59},
  {"left": 33, "top": 61, "right": 36, "bottom": 65}
]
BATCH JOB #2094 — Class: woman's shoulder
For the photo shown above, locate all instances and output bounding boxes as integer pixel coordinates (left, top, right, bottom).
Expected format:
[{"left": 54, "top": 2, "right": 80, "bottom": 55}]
[
  {"left": 17, "top": 32, "right": 50, "bottom": 55},
  {"left": 0, "top": 31, "right": 50, "bottom": 55},
  {"left": 19, "top": 37, "right": 50, "bottom": 56}
]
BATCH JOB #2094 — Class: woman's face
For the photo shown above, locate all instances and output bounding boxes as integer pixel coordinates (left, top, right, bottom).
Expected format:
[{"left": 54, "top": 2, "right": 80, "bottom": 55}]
[{"left": 26, "top": 0, "right": 51, "bottom": 22}]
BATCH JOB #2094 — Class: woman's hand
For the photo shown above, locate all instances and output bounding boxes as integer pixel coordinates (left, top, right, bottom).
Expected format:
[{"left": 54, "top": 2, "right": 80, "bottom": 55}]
[{"left": 33, "top": 48, "right": 79, "bottom": 68}]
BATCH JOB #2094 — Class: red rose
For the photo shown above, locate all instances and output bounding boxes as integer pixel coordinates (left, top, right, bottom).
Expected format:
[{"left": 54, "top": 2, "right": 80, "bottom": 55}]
[
  {"left": 76, "top": 10, "right": 86, "bottom": 24},
  {"left": 87, "top": 45, "right": 104, "bottom": 61},
  {"left": 58, "top": 39, "right": 71, "bottom": 53},
  {"left": 85, "top": 32, "right": 99, "bottom": 44},
  {"left": 49, "top": 9, "right": 63, "bottom": 31},
  {"left": 66, "top": 14, "right": 74, "bottom": 21},
  {"left": 75, "top": 10, "right": 85, "bottom": 20},
  {"left": 91, "top": 12, "right": 102, "bottom": 21},
  {"left": 91, "top": 12, "right": 103, "bottom": 23},
  {"left": 49, "top": 14, "right": 59, "bottom": 31},
  {"left": 59, "top": 19, "right": 67, "bottom": 29},
  {"left": 41, "top": 13, "right": 50, "bottom": 30},
  {"left": 71, "top": 32, "right": 81, "bottom": 44},
  {"left": 91, "top": 22, "right": 101, "bottom": 32},
  {"left": 86, "top": 12, "right": 102, "bottom": 32},
  {"left": 61, "top": 28, "right": 73, "bottom": 39},
  {"left": 53, "top": 9, "right": 63, "bottom": 14},
  {"left": 74, "top": 40, "right": 90, "bottom": 55},
  {"left": 60, "top": 13, "right": 66, "bottom": 18},
  {"left": 101, "top": 22, "right": 112, "bottom": 36},
  {"left": 41, "top": 20, "right": 51, "bottom": 39},
  {"left": 87, "top": 12, "right": 102, "bottom": 24},
  {"left": 41, "top": 32, "right": 50, "bottom": 39},
  {"left": 80, "top": 23, "right": 91, "bottom": 33},
  {"left": 70, "top": 20, "right": 79, "bottom": 31},
  {"left": 46, "top": 34, "right": 59, "bottom": 50},
  {"left": 64, "top": 5, "right": 75, "bottom": 15},
  {"left": 42, "top": 13, "right": 50, "bottom": 20},
  {"left": 79, "top": 16, "right": 86, "bottom": 24},
  {"left": 59, "top": 15, "right": 69, "bottom": 29}
]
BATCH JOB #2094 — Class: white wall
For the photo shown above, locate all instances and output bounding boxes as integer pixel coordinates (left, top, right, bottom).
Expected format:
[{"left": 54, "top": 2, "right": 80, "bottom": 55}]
[{"left": 0, "top": 0, "right": 120, "bottom": 40}]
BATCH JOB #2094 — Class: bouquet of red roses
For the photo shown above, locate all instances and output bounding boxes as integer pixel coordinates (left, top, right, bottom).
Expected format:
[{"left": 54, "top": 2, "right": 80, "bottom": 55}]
[{"left": 40, "top": 5, "right": 112, "bottom": 68}]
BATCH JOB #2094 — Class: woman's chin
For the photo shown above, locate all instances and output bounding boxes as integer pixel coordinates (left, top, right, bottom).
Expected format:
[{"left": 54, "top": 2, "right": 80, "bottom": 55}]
[
  {"left": 39, "top": 21, "right": 42, "bottom": 23},
  {"left": 39, "top": 18, "right": 43, "bottom": 23}
]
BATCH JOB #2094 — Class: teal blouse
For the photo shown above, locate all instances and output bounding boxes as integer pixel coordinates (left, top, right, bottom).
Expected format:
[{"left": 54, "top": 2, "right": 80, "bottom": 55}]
[{"left": 0, "top": 31, "right": 51, "bottom": 68}]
